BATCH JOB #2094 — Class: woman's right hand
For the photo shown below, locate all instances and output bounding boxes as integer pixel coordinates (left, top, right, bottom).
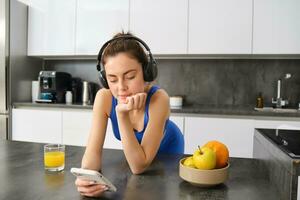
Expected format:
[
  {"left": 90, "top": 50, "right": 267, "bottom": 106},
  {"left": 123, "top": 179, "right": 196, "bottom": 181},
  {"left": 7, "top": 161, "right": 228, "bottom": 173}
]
[{"left": 75, "top": 178, "right": 108, "bottom": 197}]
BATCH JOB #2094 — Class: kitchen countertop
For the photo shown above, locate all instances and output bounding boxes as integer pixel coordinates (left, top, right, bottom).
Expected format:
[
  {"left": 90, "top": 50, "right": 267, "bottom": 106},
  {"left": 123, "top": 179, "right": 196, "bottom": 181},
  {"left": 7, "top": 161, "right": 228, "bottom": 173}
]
[
  {"left": 0, "top": 140, "right": 279, "bottom": 200},
  {"left": 13, "top": 102, "right": 300, "bottom": 118}
]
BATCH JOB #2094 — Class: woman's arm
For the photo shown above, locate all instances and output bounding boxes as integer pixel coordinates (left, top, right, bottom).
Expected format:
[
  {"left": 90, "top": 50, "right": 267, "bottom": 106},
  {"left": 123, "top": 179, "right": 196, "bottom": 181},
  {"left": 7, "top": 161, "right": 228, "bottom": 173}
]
[
  {"left": 81, "top": 89, "right": 111, "bottom": 171},
  {"left": 116, "top": 90, "right": 170, "bottom": 174}
]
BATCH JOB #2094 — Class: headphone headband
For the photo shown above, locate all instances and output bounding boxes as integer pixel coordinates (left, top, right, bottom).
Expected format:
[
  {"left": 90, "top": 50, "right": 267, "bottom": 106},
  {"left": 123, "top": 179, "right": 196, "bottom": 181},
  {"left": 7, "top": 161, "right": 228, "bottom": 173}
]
[
  {"left": 96, "top": 35, "right": 157, "bottom": 89},
  {"left": 97, "top": 35, "right": 152, "bottom": 71}
]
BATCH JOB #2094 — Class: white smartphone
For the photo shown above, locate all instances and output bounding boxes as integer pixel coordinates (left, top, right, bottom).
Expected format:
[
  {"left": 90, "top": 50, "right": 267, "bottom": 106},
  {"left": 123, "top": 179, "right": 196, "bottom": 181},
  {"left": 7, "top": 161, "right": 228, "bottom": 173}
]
[{"left": 70, "top": 168, "right": 117, "bottom": 192}]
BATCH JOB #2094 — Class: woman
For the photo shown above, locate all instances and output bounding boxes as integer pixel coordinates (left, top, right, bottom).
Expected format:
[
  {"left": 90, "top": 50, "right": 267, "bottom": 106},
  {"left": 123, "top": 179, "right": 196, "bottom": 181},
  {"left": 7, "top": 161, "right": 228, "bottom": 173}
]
[{"left": 75, "top": 32, "right": 184, "bottom": 197}]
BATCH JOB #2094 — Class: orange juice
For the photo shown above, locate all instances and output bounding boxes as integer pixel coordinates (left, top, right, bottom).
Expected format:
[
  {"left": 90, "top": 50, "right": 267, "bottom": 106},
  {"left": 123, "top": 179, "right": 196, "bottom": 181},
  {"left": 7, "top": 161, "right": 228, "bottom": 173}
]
[{"left": 44, "top": 151, "right": 65, "bottom": 168}]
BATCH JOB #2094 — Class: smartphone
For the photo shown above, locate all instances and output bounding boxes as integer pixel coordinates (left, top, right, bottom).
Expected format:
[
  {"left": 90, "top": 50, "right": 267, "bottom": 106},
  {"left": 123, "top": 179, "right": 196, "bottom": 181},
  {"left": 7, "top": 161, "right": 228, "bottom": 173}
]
[{"left": 70, "top": 168, "right": 117, "bottom": 192}]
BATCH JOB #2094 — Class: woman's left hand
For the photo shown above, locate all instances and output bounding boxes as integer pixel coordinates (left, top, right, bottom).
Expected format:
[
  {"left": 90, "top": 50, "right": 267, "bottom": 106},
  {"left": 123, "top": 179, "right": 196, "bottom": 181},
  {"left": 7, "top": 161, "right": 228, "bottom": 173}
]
[{"left": 116, "top": 93, "right": 147, "bottom": 113}]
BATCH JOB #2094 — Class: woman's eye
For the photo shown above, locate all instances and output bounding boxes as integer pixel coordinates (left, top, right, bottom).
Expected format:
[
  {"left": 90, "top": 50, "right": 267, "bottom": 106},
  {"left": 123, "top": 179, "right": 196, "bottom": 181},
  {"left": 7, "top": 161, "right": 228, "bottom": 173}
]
[
  {"left": 109, "top": 79, "right": 117, "bottom": 83},
  {"left": 126, "top": 76, "right": 135, "bottom": 80}
]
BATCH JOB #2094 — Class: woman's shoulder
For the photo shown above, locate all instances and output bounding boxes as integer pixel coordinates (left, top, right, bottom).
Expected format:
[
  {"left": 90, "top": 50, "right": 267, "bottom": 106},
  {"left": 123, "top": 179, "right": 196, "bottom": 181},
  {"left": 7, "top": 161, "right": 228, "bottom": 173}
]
[
  {"left": 148, "top": 87, "right": 169, "bottom": 108},
  {"left": 93, "top": 88, "right": 113, "bottom": 116},
  {"left": 96, "top": 88, "right": 112, "bottom": 98},
  {"left": 151, "top": 87, "right": 169, "bottom": 100},
  {"left": 147, "top": 86, "right": 170, "bottom": 119}
]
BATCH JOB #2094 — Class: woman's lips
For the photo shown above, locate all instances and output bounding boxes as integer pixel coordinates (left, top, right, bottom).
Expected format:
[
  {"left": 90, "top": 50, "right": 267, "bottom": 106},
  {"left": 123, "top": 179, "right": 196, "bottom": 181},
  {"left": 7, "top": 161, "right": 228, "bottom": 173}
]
[{"left": 118, "top": 95, "right": 129, "bottom": 103}]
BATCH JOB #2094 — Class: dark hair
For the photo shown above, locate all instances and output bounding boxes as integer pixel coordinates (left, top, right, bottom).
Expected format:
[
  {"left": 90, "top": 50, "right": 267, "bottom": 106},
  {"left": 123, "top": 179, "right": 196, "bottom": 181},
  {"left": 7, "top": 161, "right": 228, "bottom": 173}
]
[{"left": 101, "top": 32, "right": 148, "bottom": 69}]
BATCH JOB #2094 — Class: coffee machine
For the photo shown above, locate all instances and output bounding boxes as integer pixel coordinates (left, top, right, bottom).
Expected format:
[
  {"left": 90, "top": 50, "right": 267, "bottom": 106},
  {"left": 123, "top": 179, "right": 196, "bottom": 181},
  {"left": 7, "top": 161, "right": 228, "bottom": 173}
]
[{"left": 37, "top": 71, "right": 72, "bottom": 103}]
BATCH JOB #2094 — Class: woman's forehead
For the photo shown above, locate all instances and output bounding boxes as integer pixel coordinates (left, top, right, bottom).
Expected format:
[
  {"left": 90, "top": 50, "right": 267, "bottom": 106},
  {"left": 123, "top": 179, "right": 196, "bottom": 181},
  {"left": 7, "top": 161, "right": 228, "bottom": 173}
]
[{"left": 105, "top": 53, "right": 141, "bottom": 74}]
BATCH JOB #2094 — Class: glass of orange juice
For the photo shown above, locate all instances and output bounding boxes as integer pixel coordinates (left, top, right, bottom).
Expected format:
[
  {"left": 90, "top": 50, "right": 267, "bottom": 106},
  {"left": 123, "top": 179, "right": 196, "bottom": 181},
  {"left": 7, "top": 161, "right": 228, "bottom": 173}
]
[{"left": 44, "top": 144, "right": 65, "bottom": 172}]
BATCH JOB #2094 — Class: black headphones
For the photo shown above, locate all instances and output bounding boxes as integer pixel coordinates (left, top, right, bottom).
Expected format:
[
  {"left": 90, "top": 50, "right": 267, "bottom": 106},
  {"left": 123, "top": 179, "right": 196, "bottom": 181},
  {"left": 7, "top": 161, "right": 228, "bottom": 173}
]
[{"left": 96, "top": 35, "right": 157, "bottom": 89}]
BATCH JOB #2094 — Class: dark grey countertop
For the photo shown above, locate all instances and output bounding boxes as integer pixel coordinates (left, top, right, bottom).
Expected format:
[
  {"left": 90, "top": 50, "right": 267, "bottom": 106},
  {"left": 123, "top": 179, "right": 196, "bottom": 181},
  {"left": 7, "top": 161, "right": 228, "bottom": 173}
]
[
  {"left": 0, "top": 140, "right": 279, "bottom": 200},
  {"left": 13, "top": 102, "right": 300, "bottom": 118}
]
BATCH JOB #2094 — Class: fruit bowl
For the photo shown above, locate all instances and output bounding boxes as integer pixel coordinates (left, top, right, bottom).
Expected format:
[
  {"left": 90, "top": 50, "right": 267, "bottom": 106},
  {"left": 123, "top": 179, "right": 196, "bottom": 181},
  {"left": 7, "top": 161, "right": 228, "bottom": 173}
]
[{"left": 179, "top": 157, "right": 229, "bottom": 187}]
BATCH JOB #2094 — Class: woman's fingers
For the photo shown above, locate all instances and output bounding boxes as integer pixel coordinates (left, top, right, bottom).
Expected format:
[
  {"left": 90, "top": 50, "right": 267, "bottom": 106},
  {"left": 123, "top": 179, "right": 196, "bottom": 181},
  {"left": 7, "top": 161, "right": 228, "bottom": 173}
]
[
  {"left": 132, "top": 93, "right": 146, "bottom": 110},
  {"left": 77, "top": 184, "right": 108, "bottom": 197},
  {"left": 75, "top": 178, "right": 95, "bottom": 186},
  {"left": 75, "top": 178, "right": 108, "bottom": 197},
  {"left": 117, "top": 93, "right": 147, "bottom": 113},
  {"left": 133, "top": 94, "right": 140, "bottom": 109},
  {"left": 127, "top": 96, "right": 134, "bottom": 110},
  {"left": 138, "top": 93, "right": 146, "bottom": 109}
]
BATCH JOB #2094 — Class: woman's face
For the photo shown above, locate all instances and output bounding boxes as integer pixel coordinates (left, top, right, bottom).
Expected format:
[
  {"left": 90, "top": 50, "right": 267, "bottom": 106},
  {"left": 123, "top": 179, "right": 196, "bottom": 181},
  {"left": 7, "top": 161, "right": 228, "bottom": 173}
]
[{"left": 104, "top": 52, "right": 146, "bottom": 103}]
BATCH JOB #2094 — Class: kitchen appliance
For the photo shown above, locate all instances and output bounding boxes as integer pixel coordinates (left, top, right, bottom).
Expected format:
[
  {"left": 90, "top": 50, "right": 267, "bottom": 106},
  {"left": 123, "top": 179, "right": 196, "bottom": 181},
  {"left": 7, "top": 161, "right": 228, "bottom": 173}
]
[
  {"left": 0, "top": 0, "right": 42, "bottom": 140},
  {"left": 82, "top": 81, "right": 90, "bottom": 104},
  {"left": 71, "top": 77, "right": 82, "bottom": 103},
  {"left": 37, "top": 71, "right": 72, "bottom": 103},
  {"left": 82, "top": 81, "right": 100, "bottom": 105}
]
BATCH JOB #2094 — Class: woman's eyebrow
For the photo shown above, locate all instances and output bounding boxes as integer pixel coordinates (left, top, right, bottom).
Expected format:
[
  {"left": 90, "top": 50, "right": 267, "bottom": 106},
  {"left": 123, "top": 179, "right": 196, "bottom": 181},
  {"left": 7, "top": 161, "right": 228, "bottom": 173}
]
[
  {"left": 107, "top": 69, "right": 137, "bottom": 77},
  {"left": 124, "top": 69, "right": 137, "bottom": 75}
]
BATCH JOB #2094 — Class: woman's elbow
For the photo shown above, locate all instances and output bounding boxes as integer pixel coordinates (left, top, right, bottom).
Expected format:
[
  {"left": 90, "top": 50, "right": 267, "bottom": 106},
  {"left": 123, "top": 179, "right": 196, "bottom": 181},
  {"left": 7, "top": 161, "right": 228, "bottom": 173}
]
[{"left": 130, "top": 165, "right": 148, "bottom": 175}]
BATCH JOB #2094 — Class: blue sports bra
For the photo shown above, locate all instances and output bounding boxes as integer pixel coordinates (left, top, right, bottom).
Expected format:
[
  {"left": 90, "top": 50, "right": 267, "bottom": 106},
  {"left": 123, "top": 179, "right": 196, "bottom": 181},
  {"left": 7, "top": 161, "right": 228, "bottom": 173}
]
[{"left": 109, "top": 85, "right": 184, "bottom": 154}]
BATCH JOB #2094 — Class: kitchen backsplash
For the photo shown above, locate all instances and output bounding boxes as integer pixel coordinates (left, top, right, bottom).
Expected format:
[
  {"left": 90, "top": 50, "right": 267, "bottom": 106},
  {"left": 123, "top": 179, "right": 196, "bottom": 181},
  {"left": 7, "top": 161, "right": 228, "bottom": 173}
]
[{"left": 45, "top": 59, "right": 300, "bottom": 107}]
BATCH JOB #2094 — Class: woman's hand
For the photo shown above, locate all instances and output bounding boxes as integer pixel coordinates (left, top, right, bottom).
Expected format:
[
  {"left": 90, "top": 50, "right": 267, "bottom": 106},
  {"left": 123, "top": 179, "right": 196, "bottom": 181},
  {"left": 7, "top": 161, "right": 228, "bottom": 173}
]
[
  {"left": 116, "top": 93, "right": 147, "bottom": 113},
  {"left": 75, "top": 178, "right": 108, "bottom": 197}
]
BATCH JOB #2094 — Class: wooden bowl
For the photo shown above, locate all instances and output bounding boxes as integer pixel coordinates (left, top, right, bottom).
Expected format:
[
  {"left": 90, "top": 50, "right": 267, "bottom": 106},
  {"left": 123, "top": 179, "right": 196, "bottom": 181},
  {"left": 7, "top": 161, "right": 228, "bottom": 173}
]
[{"left": 179, "top": 157, "right": 229, "bottom": 187}]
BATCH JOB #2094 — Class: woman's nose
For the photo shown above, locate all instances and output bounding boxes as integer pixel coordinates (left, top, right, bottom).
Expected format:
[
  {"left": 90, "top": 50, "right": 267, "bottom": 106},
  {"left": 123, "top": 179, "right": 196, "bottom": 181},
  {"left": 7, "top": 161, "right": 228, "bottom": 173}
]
[{"left": 118, "top": 79, "right": 127, "bottom": 90}]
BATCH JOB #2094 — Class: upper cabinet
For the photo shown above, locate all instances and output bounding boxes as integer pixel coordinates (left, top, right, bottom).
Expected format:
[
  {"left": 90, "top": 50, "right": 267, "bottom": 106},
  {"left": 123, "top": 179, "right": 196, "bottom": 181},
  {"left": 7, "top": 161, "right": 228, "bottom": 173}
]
[
  {"left": 129, "top": 0, "right": 188, "bottom": 54},
  {"left": 27, "top": 0, "right": 300, "bottom": 56},
  {"left": 76, "top": 0, "right": 129, "bottom": 55},
  {"left": 27, "top": 0, "right": 128, "bottom": 56},
  {"left": 27, "top": 0, "right": 76, "bottom": 56},
  {"left": 253, "top": 0, "right": 300, "bottom": 54},
  {"left": 188, "top": 0, "right": 252, "bottom": 54}
]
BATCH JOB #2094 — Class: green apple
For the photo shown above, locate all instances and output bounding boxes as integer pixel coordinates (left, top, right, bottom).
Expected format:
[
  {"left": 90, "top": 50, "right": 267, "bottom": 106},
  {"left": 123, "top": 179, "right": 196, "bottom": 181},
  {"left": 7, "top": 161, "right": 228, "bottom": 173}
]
[
  {"left": 193, "top": 146, "right": 216, "bottom": 170},
  {"left": 183, "top": 156, "right": 196, "bottom": 168}
]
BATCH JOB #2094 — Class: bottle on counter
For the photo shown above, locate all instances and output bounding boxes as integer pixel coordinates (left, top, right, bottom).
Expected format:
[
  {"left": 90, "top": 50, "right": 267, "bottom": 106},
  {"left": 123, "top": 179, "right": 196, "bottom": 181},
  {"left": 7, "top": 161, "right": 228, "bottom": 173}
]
[
  {"left": 65, "top": 91, "right": 73, "bottom": 104},
  {"left": 256, "top": 92, "right": 264, "bottom": 108}
]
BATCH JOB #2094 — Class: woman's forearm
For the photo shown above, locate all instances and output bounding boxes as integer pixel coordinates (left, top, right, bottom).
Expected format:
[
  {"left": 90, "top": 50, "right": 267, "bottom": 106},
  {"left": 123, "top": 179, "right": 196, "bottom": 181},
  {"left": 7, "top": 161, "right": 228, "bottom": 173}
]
[
  {"left": 81, "top": 151, "right": 102, "bottom": 171},
  {"left": 117, "top": 112, "right": 149, "bottom": 174}
]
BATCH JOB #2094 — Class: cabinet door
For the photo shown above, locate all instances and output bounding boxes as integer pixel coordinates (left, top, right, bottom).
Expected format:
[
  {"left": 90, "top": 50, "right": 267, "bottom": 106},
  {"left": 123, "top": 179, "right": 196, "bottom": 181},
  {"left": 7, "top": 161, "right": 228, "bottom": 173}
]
[
  {"left": 12, "top": 108, "right": 62, "bottom": 143},
  {"left": 27, "top": 0, "right": 76, "bottom": 55},
  {"left": 62, "top": 110, "right": 122, "bottom": 149},
  {"left": 189, "top": 0, "right": 252, "bottom": 54},
  {"left": 76, "top": 0, "right": 129, "bottom": 55},
  {"left": 62, "top": 110, "right": 93, "bottom": 146},
  {"left": 170, "top": 115, "right": 184, "bottom": 134},
  {"left": 130, "top": 0, "right": 188, "bottom": 54},
  {"left": 253, "top": 0, "right": 300, "bottom": 54},
  {"left": 185, "top": 117, "right": 254, "bottom": 158},
  {"left": 103, "top": 121, "right": 122, "bottom": 150}
]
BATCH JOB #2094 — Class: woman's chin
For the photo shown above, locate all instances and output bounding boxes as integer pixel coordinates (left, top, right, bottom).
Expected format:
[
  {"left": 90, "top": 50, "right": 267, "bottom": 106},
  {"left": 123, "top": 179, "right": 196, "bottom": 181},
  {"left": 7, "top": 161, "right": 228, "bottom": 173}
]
[{"left": 118, "top": 98, "right": 127, "bottom": 104}]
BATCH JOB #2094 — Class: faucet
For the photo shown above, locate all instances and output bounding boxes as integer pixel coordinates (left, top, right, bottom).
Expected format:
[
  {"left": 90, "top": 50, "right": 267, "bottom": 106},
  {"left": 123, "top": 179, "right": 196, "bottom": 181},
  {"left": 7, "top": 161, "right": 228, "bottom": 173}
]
[{"left": 272, "top": 73, "right": 291, "bottom": 108}]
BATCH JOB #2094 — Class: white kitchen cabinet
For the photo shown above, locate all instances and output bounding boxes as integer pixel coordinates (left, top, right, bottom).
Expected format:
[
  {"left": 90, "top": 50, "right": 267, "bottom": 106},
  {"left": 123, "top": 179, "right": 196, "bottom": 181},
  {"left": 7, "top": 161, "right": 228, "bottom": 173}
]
[
  {"left": 188, "top": 0, "right": 252, "bottom": 54},
  {"left": 12, "top": 108, "right": 62, "bottom": 143},
  {"left": 27, "top": 0, "right": 76, "bottom": 56},
  {"left": 62, "top": 110, "right": 122, "bottom": 149},
  {"left": 253, "top": 0, "right": 300, "bottom": 54},
  {"left": 170, "top": 115, "right": 184, "bottom": 134},
  {"left": 184, "top": 117, "right": 254, "bottom": 158},
  {"left": 103, "top": 121, "right": 122, "bottom": 150},
  {"left": 62, "top": 110, "right": 92, "bottom": 146},
  {"left": 76, "top": 0, "right": 129, "bottom": 55},
  {"left": 130, "top": 0, "right": 188, "bottom": 54}
]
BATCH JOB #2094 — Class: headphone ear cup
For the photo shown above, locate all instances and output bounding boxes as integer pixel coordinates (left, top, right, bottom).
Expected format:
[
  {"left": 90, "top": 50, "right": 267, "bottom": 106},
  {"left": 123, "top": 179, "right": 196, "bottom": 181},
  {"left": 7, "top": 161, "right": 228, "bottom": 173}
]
[
  {"left": 143, "top": 59, "right": 158, "bottom": 82},
  {"left": 99, "top": 69, "right": 109, "bottom": 89}
]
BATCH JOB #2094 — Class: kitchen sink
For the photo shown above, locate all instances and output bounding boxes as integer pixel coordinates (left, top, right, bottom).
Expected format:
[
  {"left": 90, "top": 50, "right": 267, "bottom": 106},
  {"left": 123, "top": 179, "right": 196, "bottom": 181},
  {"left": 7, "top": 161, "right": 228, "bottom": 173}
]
[
  {"left": 254, "top": 107, "right": 299, "bottom": 113},
  {"left": 258, "top": 129, "right": 300, "bottom": 158}
]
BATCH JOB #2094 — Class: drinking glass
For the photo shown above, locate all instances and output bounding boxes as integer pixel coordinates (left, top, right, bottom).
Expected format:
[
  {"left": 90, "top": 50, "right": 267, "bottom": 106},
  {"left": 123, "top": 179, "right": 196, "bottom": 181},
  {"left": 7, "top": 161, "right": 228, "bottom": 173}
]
[{"left": 44, "top": 144, "right": 65, "bottom": 172}]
